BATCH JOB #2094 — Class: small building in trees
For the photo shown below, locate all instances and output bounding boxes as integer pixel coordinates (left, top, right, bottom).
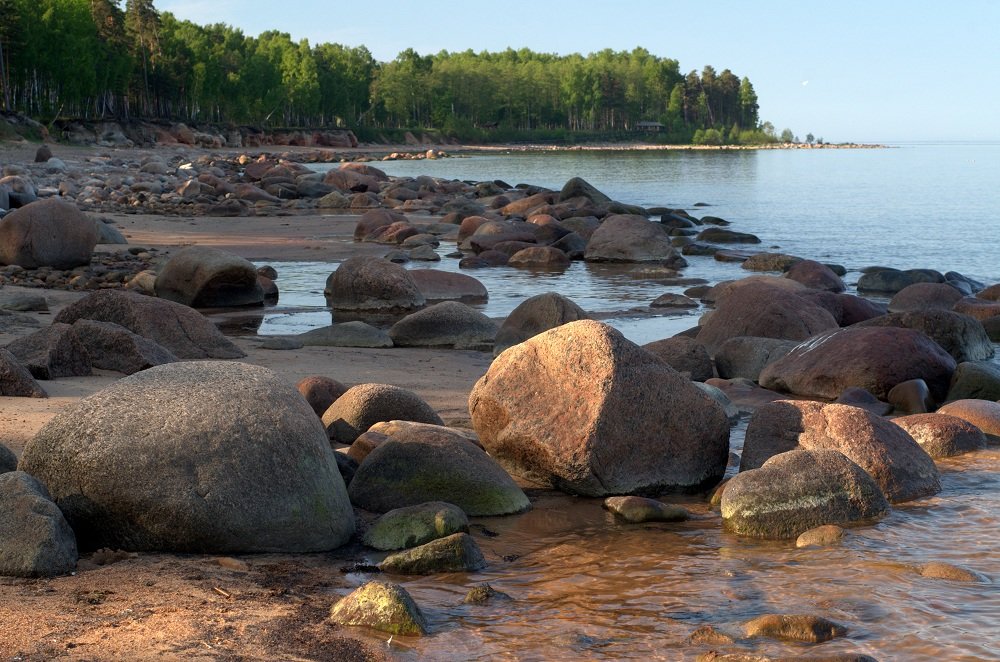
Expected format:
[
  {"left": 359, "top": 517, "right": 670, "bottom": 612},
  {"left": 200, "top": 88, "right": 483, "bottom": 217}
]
[{"left": 635, "top": 121, "right": 665, "bottom": 132}]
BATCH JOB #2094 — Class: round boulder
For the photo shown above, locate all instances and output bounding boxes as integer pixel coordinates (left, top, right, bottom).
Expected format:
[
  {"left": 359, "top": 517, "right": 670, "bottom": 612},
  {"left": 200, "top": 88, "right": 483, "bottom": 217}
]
[
  {"left": 891, "top": 413, "right": 988, "bottom": 458},
  {"left": 721, "top": 449, "right": 889, "bottom": 539},
  {"left": 296, "top": 375, "right": 349, "bottom": 417},
  {"left": 19, "top": 362, "right": 355, "bottom": 553},
  {"left": 642, "top": 336, "right": 713, "bottom": 382},
  {"left": 585, "top": 214, "right": 680, "bottom": 263},
  {"left": 784, "top": 259, "right": 845, "bottom": 292},
  {"left": 936, "top": 399, "right": 1000, "bottom": 440},
  {"left": 154, "top": 246, "right": 264, "bottom": 308},
  {"left": 854, "top": 310, "right": 994, "bottom": 363},
  {"left": 888, "top": 282, "right": 965, "bottom": 312},
  {"left": 493, "top": 292, "right": 589, "bottom": 357},
  {"left": 362, "top": 501, "right": 469, "bottom": 551},
  {"left": 469, "top": 320, "right": 730, "bottom": 497},
  {"left": 322, "top": 383, "right": 443, "bottom": 444},
  {"left": 324, "top": 256, "right": 425, "bottom": 312},
  {"left": 759, "top": 326, "right": 957, "bottom": 402},
  {"left": 388, "top": 301, "right": 497, "bottom": 351},
  {"left": 0, "top": 199, "right": 98, "bottom": 269},
  {"left": 409, "top": 269, "right": 487, "bottom": 303}
]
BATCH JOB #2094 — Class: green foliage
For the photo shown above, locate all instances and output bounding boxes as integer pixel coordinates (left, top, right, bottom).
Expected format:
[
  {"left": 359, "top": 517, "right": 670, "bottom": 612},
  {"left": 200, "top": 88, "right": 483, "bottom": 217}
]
[{"left": 0, "top": 0, "right": 771, "bottom": 145}]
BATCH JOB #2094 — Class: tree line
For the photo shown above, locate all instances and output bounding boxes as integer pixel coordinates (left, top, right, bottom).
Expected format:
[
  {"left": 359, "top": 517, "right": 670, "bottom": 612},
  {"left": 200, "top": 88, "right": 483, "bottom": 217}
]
[{"left": 0, "top": 0, "right": 774, "bottom": 144}]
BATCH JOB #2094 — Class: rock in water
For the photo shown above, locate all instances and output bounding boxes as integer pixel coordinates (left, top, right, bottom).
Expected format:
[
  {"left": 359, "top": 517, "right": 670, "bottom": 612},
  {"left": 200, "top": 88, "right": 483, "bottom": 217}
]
[
  {"left": 469, "top": 320, "right": 729, "bottom": 497},
  {"left": 378, "top": 532, "right": 486, "bottom": 574},
  {"left": 363, "top": 501, "right": 469, "bottom": 551},
  {"left": 722, "top": 449, "right": 889, "bottom": 539},
  {"left": 19, "top": 362, "right": 355, "bottom": 553},
  {"left": 0, "top": 199, "right": 98, "bottom": 269},
  {"left": 0, "top": 471, "right": 78, "bottom": 577},
  {"left": 330, "top": 580, "right": 428, "bottom": 636},
  {"left": 154, "top": 246, "right": 264, "bottom": 308},
  {"left": 493, "top": 292, "right": 588, "bottom": 357}
]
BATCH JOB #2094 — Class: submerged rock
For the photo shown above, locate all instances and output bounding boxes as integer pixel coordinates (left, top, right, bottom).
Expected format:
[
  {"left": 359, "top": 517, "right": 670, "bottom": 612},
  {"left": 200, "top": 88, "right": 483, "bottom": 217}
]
[{"left": 378, "top": 532, "right": 486, "bottom": 574}]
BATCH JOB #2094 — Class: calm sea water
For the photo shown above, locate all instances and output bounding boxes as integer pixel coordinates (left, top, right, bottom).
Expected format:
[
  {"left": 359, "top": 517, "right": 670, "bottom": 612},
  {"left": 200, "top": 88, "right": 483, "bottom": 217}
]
[{"left": 262, "top": 146, "right": 999, "bottom": 660}]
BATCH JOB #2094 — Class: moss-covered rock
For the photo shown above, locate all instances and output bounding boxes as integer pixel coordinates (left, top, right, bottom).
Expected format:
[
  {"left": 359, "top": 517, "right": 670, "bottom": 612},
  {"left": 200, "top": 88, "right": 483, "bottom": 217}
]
[
  {"left": 329, "top": 580, "right": 428, "bottom": 636},
  {"left": 378, "top": 532, "right": 486, "bottom": 575},
  {"left": 363, "top": 501, "right": 469, "bottom": 551}
]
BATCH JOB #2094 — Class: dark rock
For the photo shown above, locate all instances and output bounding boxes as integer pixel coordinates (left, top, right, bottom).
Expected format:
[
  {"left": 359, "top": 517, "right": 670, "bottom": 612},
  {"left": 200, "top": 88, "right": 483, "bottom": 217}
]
[
  {"left": 585, "top": 214, "right": 680, "bottom": 263},
  {"left": 329, "top": 581, "right": 428, "bottom": 636},
  {"left": 0, "top": 471, "right": 78, "bottom": 577},
  {"left": 388, "top": 301, "right": 497, "bottom": 351},
  {"left": 888, "top": 379, "right": 935, "bottom": 414},
  {"left": 695, "top": 227, "right": 760, "bottom": 244},
  {"left": 324, "top": 257, "right": 425, "bottom": 312},
  {"left": 854, "top": 310, "right": 994, "bottom": 363},
  {"left": 322, "top": 383, "right": 443, "bottom": 444},
  {"left": 378, "top": 532, "right": 486, "bottom": 574},
  {"left": 296, "top": 375, "right": 349, "bottom": 417},
  {"left": 409, "top": 269, "right": 487, "bottom": 303},
  {"left": 297, "top": 322, "right": 393, "bottom": 348},
  {"left": 154, "top": 246, "right": 264, "bottom": 308},
  {"left": 68, "top": 319, "right": 177, "bottom": 375},
  {"left": 602, "top": 496, "right": 689, "bottom": 523},
  {"left": 642, "top": 336, "right": 713, "bottom": 381},
  {"left": 0, "top": 199, "right": 98, "bottom": 269},
  {"left": 493, "top": 292, "right": 589, "bottom": 357},
  {"left": 53, "top": 290, "right": 245, "bottom": 360},
  {"left": 945, "top": 361, "right": 1000, "bottom": 402},
  {"left": 889, "top": 282, "right": 965, "bottom": 312},
  {"left": 5, "top": 323, "right": 91, "bottom": 380},
  {"left": 834, "top": 387, "right": 892, "bottom": 417},
  {"left": 713, "top": 336, "right": 796, "bottom": 381},
  {"left": 785, "top": 259, "right": 846, "bottom": 292},
  {"left": 0, "top": 347, "right": 47, "bottom": 397},
  {"left": 363, "top": 501, "right": 469, "bottom": 551}
]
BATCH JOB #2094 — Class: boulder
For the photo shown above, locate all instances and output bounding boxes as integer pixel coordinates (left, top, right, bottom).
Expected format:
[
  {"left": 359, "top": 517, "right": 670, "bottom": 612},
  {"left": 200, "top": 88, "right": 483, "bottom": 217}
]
[
  {"left": 409, "top": 269, "right": 487, "bottom": 303},
  {"left": 721, "top": 449, "right": 889, "bottom": 538},
  {"left": 558, "top": 177, "right": 611, "bottom": 205},
  {"left": 296, "top": 322, "right": 393, "bottom": 348},
  {"left": 695, "top": 227, "right": 761, "bottom": 244},
  {"left": 362, "top": 501, "right": 469, "bottom": 551},
  {"left": 0, "top": 199, "right": 98, "bottom": 269},
  {"left": 888, "top": 282, "right": 965, "bottom": 312},
  {"left": 296, "top": 375, "right": 349, "bottom": 417},
  {"left": 642, "top": 336, "right": 713, "bottom": 381},
  {"left": 353, "top": 209, "right": 408, "bottom": 241},
  {"left": 936, "top": 399, "right": 1000, "bottom": 440},
  {"left": 5, "top": 323, "right": 91, "bottom": 380},
  {"left": 854, "top": 310, "right": 994, "bottom": 363},
  {"left": 467, "top": 220, "right": 538, "bottom": 253},
  {"left": 347, "top": 423, "right": 529, "bottom": 516},
  {"left": 68, "top": 319, "right": 178, "bottom": 375},
  {"left": 324, "top": 257, "right": 425, "bottom": 312},
  {"left": 0, "top": 472, "right": 78, "bottom": 577},
  {"left": 888, "top": 379, "right": 935, "bottom": 415},
  {"left": 329, "top": 581, "right": 428, "bottom": 636},
  {"left": 322, "top": 383, "right": 442, "bottom": 444},
  {"left": 509, "top": 246, "right": 571, "bottom": 269},
  {"left": 742, "top": 613, "right": 848, "bottom": 643},
  {"left": 602, "top": 496, "right": 689, "bottom": 523},
  {"left": 858, "top": 268, "right": 942, "bottom": 294},
  {"left": 742, "top": 252, "right": 802, "bottom": 272},
  {"left": 785, "top": 259, "right": 845, "bottom": 292},
  {"left": 946, "top": 361, "right": 1000, "bottom": 402},
  {"left": 493, "top": 292, "right": 588, "bottom": 357},
  {"left": 53, "top": 290, "right": 245, "bottom": 359},
  {"left": 388, "top": 301, "right": 497, "bottom": 351},
  {"left": 713, "top": 336, "right": 796, "bottom": 381},
  {"left": 469, "top": 320, "right": 729, "bottom": 496},
  {"left": 378, "top": 532, "right": 486, "bottom": 575},
  {"left": 21, "top": 362, "right": 355, "bottom": 553},
  {"left": 0, "top": 348, "right": 47, "bottom": 397},
  {"left": 741, "top": 400, "right": 941, "bottom": 503},
  {"left": 154, "top": 246, "right": 264, "bottom": 308},
  {"left": 696, "top": 282, "right": 839, "bottom": 353},
  {"left": 891, "top": 413, "right": 987, "bottom": 458},
  {"left": 759, "top": 327, "right": 957, "bottom": 402},
  {"left": 585, "top": 214, "right": 681, "bottom": 263},
  {"left": 796, "top": 524, "right": 846, "bottom": 548}
]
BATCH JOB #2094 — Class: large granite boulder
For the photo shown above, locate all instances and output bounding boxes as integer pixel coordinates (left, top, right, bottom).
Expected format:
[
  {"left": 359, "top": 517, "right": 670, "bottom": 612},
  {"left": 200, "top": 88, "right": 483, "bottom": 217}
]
[
  {"left": 559, "top": 177, "right": 612, "bottom": 205},
  {"left": 936, "top": 399, "right": 1000, "bottom": 440},
  {"left": 741, "top": 400, "right": 940, "bottom": 503},
  {"left": 759, "top": 327, "right": 957, "bottom": 401},
  {"left": 945, "top": 361, "right": 1000, "bottom": 402},
  {"left": 388, "top": 301, "right": 497, "bottom": 351},
  {"left": 297, "top": 321, "right": 393, "bottom": 348},
  {"left": 797, "top": 290, "right": 887, "bottom": 326},
  {"left": 0, "top": 348, "right": 47, "bottom": 397},
  {"left": 154, "top": 246, "right": 264, "bottom": 308},
  {"left": 0, "top": 472, "right": 78, "bottom": 577},
  {"left": 322, "top": 383, "right": 443, "bottom": 444},
  {"left": 324, "top": 256, "right": 425, "bottom": 312},
  {"left": 585, "top": 214, "right": 680, "bottom": 263},
  {"left": 348, "top": 423, "right": 529, "bottom": 516},
  {"left": 469, "top": 320, "right": 729, "bottom": 497},
  {"left": 466, "top": 220, "right": 538, "bottom": 253},
  {"left": 785, "top": 260, "right": 845, "bottom": 292},
  {"left": 53, "top": 290, "right": 245, "bottom": 359},
  {"left": 696, "top": 281, "right": 839, "bottom": 352},
  {"left": 493, "top": 292, "right": 589, "bottom": 357},
  {"left": 721, "top": 449, "right": 889, "bottom": 539},
  {"left": 0, "top": 199, "right": 98, "bottom": 269},
  {"left": 19, "top": 362, "right": 355, "bottom": 552},
  {"left": 890, "top": 413, "right": 988, "bottom": 459},
  {"left": 68, "top": 319, "right": 178, "bottom": 375},
  {"left": 888, "top": 282, "right": 965, "bottom": 312},
  {"left": 854, "top": 310, "right": 994, "bottom": 363},
  {"left": 5, "top": 323, "right": 91, "bottom": 380}
]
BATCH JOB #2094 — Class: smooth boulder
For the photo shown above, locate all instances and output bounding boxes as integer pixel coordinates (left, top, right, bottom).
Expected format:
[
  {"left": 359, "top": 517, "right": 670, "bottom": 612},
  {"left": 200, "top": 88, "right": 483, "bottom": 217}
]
[
  {"left": 493, "top": 292, "right": 589, "bottom": 357},
  {"left": 585, "top": 214, "right": 680, "bottom": 263},
  {"left": 891, "top": 413, "right": 988, "bottom": 458},
  {"left": 322, "top": 383, "right": 443, "bottom": 444},
  {"left": 721, "top": 449, "right": 889, "bottom": 538},
  {"left": 378, "top": 532, "right": 486, "bottom": 575},
  {"left": 0, "top": 199, "right": 98, "bottom": 269},
  {"left": 329, "top": 581, "right": 428, "bottom": 636},
  {"left": 19, "top": 362, "right": 355, "bottom": 552},
  {"left": 759, "top": 327, "right": 957, "bottom": 401},
  {"left": 53, "top": 290, "right": 245, "bottom": 359},
  {"left": 469, "top": 320, "right": 729, "bottom": 497},
  {"left": 388, "top": 301, "right": 497, "bottom": 351},
  {"left": 854, "top": 310, "right": 994, "bottom": 363},
  {"left": 324, "top": 256, "right": 425, "bottom": 312},
  {"left": 362, "top": 501, "right": 469, "bottom": 551},
  {"left": 154, "top": 246, "right": 264, "bottom": 308}
]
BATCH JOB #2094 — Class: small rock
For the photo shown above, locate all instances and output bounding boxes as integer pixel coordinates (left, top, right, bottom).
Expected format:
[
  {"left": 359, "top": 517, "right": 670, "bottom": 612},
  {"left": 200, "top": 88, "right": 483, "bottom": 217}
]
[
  {"left": 743, "top": 613, "right": 847, "bottom": 643},
  {"left": 378, "top": 532, "right": 486, "bottom": 574},
  {"left": 329, "top": 580, "right": 428, "bottom": 636},
  {"left": 919, "top": 561, "right": 986, "bottom": 582},
  {"left": 602, "top": 496, "right": 689, "bottom": 523},
  {"left": 363, "top": 501, "right": 469, "bottom": 551},
  {"left": 795, "top": 524, "right": 846, "bottom": 548},
  {"left": 463, "top": 583, "right": 513, "bottom": 604}
]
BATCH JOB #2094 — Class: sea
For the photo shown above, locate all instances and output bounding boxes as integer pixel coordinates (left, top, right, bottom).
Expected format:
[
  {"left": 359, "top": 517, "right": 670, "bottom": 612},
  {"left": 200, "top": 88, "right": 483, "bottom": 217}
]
[{"left": 269, "top": 144, "right": 999, "bottom": 660}]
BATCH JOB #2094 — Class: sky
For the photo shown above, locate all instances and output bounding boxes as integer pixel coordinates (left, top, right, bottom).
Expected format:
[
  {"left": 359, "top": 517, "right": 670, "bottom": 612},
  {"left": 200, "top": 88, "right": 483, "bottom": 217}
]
[{"left": 156, "top": 0, "right": 1000, "bottom": 142}]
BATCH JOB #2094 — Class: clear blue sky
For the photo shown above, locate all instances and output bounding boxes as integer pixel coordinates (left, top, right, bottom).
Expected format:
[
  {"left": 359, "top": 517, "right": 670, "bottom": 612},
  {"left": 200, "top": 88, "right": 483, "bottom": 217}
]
[{"left": 157, "top": 0, "right": 1000, "bottom": 142}]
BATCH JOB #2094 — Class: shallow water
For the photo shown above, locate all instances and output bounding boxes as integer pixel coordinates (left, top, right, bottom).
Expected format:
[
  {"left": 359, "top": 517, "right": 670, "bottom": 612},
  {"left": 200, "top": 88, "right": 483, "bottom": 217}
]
[{"left": 273, "top": 146, "right": 1000, "bottom": 659}]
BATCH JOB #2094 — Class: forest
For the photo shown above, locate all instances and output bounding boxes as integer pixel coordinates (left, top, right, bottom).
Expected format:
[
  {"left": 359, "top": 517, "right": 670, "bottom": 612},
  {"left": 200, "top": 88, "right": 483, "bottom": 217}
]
[{"left": 0, "top": 0, "right": 776, "bottom": 144}]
